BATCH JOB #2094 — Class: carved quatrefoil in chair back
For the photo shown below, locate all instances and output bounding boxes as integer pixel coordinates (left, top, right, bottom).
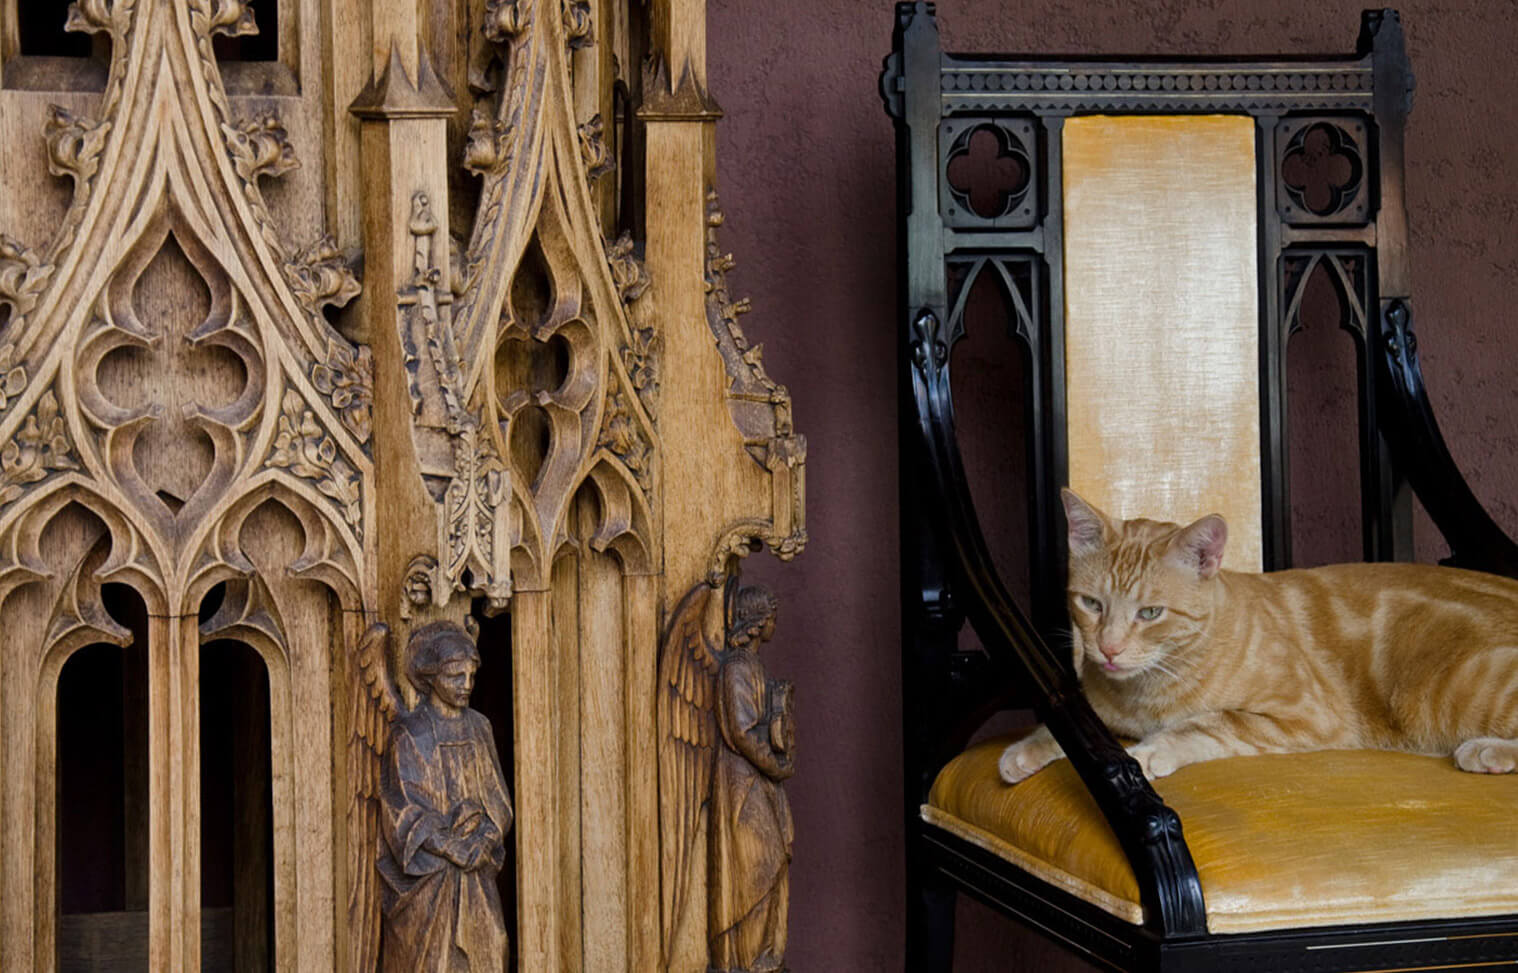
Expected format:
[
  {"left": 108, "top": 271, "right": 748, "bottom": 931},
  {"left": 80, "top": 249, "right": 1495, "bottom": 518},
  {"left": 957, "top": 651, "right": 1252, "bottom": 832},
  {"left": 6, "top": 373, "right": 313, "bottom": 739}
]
[{"left": 884, "top": 5, "right": 1518, "bottom": 970}]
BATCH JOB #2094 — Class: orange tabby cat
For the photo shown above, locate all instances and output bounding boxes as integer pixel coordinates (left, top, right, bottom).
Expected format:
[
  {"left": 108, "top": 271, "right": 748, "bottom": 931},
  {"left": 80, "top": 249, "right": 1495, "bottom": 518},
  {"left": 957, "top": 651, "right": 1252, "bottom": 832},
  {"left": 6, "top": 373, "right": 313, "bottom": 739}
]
[{"left": 999, "top": 488, "right": 1518, "bottom": 783}]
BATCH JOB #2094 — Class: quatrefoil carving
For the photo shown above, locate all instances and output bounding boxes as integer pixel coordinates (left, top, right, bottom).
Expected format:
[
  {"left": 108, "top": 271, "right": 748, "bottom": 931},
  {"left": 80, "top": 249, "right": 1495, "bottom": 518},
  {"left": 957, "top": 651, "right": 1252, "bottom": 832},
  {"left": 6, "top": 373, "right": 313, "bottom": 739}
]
[
  {"left": 1279, "top": 120, "right": 1367, "bottom": 222},
  {"left": 495, "top": 231, "right": 598, "bottom": 501},
  {"left": 946, "top": 124, "right": 1032, "bottom": 221},
  {"left": 75, "top": 220, "right": 264, "bottom": 529}
]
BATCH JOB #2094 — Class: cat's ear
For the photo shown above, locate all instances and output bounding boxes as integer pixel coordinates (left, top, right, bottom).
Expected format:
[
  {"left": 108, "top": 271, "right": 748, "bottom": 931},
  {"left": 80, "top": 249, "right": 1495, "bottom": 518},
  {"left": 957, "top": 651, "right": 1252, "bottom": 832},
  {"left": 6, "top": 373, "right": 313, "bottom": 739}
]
[
  {"left": 1061, "top": 488, "right": 1111, "bottom": 557},
  {"left": 1169, "top": 514, "right": 1228, "bottom": 579}
]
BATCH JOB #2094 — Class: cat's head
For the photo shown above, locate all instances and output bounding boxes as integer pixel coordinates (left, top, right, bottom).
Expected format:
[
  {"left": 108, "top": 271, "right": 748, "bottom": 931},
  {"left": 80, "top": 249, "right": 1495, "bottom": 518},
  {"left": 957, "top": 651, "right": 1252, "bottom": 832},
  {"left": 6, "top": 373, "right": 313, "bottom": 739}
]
[{"left": 1061, "top": 488, "right": 1226, "bottom": 682}]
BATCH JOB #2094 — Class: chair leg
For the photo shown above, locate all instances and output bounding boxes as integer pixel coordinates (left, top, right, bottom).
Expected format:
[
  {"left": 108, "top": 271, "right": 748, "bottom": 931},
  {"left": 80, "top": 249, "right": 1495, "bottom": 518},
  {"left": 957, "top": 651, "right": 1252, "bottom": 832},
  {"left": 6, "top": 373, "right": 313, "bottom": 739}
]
[{"left": 906, "top": 863, "right": 956, "bottom": 972}]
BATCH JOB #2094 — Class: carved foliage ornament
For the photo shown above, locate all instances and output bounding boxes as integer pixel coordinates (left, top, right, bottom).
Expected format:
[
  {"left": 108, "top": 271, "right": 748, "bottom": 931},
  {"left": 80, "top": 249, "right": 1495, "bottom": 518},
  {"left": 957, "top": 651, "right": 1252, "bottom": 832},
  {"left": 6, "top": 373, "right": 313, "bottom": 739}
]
[
  {"left": 704, "top": 193, "right": 802, "bottom": 465},
  {"left": 0, "top": 344, "right": 26, "bottom": 414},
  {"left": 0, "top": 0, "right": 372, "bottom": 591},
  {"left": 440, "top": 0, "right": 660, "bottom": 592},
  {"left": 563, "top": 0, "right": 594, "bottom": 50},
  {"left": 578, "top": 113, "right": 614, "bottom": 181},
  {"left": 465, "top": 108, "right": 514, "bottom": 177},
  {"left": 267, "top": 391, "right": 364, "bottom": 534},
  {"left": 0, "top": 390, "right": 79, "bottom": 509},
  {"left": 595, "top": 390, "right": 652, "bottom": 492},
  {"left": 702, "top": 193, "right": 808, "bottom": 578},
  {"left": 484, "top": 0, "right": 531, "bottom": 44}
]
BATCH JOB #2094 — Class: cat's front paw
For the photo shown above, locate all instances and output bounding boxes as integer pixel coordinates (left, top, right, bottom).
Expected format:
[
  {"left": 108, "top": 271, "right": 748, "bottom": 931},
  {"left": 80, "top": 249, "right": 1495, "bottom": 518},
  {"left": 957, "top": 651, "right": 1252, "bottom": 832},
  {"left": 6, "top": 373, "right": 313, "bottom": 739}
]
[
  {"left": 1126, "top": 741, "right": 1180, "bottom": 780},
  {"left": 999, "top": 735, "right": 1062, "bottom": 784},
  {"left": 1454, "top": 737, "right": 1518, "bottom": 774}
]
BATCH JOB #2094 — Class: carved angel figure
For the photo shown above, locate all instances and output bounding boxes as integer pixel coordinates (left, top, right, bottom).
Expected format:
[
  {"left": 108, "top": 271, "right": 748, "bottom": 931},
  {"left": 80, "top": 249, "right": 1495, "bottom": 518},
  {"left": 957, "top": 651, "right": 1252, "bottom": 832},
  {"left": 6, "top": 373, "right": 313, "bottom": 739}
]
[
  {"left": 660, "top": 580, "right": 795, "bottom": 973},
  {"left": 351, "top": 621, "right": 512, "bottom": 972}
]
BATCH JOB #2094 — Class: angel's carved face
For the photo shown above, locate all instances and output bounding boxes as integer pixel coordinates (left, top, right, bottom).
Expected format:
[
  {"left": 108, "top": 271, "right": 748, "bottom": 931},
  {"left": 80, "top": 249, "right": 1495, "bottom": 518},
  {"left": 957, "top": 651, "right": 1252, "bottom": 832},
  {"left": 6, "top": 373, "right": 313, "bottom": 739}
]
[{"left": 433, "top": 657, "right": 478, "bottom": 711}]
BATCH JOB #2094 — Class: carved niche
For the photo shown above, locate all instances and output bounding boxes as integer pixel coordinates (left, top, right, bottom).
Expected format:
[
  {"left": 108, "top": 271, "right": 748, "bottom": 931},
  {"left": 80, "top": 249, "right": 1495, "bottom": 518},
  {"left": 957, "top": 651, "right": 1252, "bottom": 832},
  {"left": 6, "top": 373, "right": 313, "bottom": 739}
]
[{"left": 0, "top": 0, "right": 367, "bottom": 968}]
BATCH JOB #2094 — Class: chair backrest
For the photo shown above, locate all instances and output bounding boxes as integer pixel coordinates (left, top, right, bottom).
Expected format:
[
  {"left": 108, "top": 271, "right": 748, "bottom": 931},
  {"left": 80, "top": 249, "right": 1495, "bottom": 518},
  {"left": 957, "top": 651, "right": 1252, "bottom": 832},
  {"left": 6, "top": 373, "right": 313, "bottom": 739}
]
[
  {"left": 887, "top": 3, "right": 1518, "bottom": 935},
  {"left": 1062, "top": 114, "right": 1265, "bottom": 572},
  {"left": 886, "top": 4, "right": 1426, "bottom": 641}
]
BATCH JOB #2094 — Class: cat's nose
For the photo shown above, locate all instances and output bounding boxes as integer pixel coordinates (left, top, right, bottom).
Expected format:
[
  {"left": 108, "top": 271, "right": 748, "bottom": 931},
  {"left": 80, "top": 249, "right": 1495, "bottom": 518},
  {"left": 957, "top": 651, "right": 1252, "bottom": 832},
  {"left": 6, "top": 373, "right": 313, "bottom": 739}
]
[{"left": 1099, "top": 643, "right": 1123, "bottom": 660}]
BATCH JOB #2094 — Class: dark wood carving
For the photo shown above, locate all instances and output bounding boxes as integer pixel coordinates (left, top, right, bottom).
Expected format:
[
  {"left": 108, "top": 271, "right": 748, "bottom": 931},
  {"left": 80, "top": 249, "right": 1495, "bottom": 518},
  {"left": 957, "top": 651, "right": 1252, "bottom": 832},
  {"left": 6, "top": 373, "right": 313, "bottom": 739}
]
[
  {"left": 659, "top": 579, "right": 795, "bottom": 973},
  {"left": 352, "top": 622, "right": 514, "bottom": 972},
  {"left": 1277, "top": 117, "right": 1369, "bottom": 224},
  {"left": 890, "top": 4, "right": 1518, "bottom": 971}
]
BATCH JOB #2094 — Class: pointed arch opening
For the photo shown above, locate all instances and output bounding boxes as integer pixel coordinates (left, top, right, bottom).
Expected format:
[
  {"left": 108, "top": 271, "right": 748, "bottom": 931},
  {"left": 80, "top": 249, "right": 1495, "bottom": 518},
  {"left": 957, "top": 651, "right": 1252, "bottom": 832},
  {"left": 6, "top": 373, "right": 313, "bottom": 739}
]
[
  {"left": 53, "top": 581, "right": 150, "bottom": 971},
  {"left": 468, "top": 596, "right": 518, "bottom": 969},
  {"left": 1285, "top": 253, "right": 1367, "bottom": 566},
  {"left": 198, "top": 618, "right": 275, "bottom": 972}
]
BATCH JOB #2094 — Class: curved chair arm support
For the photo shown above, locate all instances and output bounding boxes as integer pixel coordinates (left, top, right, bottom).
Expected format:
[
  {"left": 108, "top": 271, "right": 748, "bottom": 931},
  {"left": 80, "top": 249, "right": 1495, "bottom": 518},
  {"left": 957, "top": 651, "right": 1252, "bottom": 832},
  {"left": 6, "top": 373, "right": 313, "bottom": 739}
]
[
  {"left": 1378, "top": 299, "right": 1518, "bottom": 578},
  {"left": 907, "top": 308, "right": 1208, "bottom": 938}
]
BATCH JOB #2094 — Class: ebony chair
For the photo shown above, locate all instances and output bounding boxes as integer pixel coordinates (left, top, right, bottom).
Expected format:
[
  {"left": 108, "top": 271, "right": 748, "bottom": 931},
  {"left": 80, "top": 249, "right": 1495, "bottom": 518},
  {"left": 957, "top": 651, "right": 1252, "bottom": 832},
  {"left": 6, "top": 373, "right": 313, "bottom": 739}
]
[{"left": 883, "top": 5, "right": 1518, "bottom": 970}]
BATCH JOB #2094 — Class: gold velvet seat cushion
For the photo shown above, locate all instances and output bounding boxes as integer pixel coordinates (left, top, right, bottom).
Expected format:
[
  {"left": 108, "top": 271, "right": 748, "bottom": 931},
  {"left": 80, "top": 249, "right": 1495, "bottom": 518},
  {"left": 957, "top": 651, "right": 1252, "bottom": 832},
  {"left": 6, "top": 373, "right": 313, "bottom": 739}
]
[{"left": 925, "top": 737, "right": 1518, "bottom": 933}]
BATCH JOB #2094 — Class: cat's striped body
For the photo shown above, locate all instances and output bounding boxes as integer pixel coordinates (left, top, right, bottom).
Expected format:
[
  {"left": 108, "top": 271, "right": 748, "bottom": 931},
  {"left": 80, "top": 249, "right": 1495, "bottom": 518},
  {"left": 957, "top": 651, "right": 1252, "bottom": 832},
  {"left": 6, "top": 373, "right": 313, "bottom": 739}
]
[{"left": 1000, "top": 490, "right": 1518, "bottom": 783}]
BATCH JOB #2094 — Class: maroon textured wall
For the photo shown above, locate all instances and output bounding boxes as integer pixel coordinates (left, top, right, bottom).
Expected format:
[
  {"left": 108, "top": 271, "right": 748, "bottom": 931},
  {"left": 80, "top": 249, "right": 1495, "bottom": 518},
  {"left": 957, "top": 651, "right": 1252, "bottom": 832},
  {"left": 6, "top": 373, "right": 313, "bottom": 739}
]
[{"left": 707, "top": 2, "right": 1518, "bottom": 969}]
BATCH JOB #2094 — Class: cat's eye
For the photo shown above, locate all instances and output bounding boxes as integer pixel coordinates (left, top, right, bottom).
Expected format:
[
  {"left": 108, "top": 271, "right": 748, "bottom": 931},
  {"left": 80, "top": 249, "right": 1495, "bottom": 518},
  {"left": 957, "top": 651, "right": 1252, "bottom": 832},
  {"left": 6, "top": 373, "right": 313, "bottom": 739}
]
[
  {"left": 1137, "top": 606, "right": 1164, "bottom": 621},
  {"left": 1077, "top": 594, "right": 1102, "bottom": 613}
]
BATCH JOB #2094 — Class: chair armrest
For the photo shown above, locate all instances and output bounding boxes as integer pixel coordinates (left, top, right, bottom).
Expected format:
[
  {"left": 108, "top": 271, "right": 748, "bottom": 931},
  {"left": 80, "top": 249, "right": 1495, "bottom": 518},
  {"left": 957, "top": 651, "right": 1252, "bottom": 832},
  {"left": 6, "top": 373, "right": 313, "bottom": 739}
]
[
  {"left": 907, "top": 308, "right": 1207, "bottom": 937},
  {"left": 1378, "top": 299, "right": 1518, "bottom": 578}
]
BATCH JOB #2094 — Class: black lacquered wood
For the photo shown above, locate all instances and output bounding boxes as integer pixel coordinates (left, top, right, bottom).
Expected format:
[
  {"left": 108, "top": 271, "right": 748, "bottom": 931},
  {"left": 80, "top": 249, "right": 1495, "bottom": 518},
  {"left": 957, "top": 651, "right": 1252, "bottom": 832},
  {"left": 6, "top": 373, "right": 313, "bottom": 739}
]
[
  {"left": 907, "top": 303, "right": 1207, "bottom": 938},
  {"left": 1377, "top": 299, "right": 1518, "bottom": 576},
  {"left": 889, "top": 3, "right": 1518, "bottom": 970}
]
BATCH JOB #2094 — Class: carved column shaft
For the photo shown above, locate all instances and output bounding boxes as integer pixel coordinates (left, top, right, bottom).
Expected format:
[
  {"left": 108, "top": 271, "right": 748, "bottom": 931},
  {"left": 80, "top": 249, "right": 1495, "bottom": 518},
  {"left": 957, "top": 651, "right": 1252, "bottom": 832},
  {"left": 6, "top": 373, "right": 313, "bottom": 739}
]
[{"left": 352, "top": 47, "right": 456, "bottom": 642}]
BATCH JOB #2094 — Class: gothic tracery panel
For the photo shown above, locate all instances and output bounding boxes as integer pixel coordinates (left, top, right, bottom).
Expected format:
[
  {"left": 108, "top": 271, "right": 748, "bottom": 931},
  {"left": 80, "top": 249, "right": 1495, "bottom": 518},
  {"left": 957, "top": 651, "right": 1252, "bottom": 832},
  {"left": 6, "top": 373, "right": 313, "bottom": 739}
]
[{"left": 0, "top": 0, "right": 805, "bottom": 970}]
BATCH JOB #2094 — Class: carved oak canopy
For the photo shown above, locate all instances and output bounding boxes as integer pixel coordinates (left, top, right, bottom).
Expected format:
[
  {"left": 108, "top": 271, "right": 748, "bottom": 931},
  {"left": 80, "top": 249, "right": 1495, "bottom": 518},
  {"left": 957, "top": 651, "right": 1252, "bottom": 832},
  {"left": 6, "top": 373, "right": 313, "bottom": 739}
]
[{"left": 0, "top": 0, "right": 805, "bottom": 970}]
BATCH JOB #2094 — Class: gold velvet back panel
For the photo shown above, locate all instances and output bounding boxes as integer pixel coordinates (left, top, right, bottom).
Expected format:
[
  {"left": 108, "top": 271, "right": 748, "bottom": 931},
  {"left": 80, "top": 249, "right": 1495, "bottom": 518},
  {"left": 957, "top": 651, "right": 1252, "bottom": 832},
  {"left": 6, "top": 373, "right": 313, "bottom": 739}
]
[{"left": 1063, "top": 116, "right": 1263, "bottom": 572}]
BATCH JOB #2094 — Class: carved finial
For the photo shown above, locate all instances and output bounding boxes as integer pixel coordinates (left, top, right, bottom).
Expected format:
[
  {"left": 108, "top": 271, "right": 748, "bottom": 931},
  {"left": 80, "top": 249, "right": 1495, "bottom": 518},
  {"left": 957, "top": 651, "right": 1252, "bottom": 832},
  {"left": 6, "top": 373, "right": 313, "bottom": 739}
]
[
  {"left": 563, "top": 0, "right": 593, "bottom": 50},
  {"left": 484, "top": 0, "right": 531, "bottom": 43},
  {"left": 45, "top": 106, "right": 112, "bottom": 186},
  {"left": 440, "top": 418, "right": 512, "bottom": 610},
  {"left": 221, "top": 116, "right": 299, "bottom": 184},
  {"left": 463, "top": 107, "right": 513, "bottom": 177},
  {"left": 64, "top": 0, "right": 119, "bottom": 35},
  {"left": 577, "top": 114, "right": 614, "bottom": 182},
  {"left": 205, "top": 0, "right": 258, "bottom": 38}
]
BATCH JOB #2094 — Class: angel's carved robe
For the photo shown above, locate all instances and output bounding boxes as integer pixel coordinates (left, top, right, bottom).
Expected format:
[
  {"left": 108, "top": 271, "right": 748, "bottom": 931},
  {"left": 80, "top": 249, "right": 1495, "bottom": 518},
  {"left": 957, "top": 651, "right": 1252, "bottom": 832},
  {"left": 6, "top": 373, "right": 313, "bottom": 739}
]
[
  {"left": 378, "top": 701, "right": 512, "bottom": 972},
  {"left": 709, "top": 649, "right": 794, "bottom": 972}
]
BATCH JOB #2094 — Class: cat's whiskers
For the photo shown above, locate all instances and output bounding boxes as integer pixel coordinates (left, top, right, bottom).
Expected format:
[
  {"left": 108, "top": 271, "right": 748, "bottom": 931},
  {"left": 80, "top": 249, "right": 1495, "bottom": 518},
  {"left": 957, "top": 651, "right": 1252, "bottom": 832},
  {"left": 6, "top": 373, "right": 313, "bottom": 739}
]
[{"left": 1142, "top": 646, "right": 1202, "bottom": 688}]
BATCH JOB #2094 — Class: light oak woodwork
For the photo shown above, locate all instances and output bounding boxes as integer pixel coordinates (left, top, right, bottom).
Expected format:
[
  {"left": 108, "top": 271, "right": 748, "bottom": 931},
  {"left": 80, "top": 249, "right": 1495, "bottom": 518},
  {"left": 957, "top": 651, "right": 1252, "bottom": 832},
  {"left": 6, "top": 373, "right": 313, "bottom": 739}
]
[{"left": 0, "top": 0, "right": 804, "bottom": 970}]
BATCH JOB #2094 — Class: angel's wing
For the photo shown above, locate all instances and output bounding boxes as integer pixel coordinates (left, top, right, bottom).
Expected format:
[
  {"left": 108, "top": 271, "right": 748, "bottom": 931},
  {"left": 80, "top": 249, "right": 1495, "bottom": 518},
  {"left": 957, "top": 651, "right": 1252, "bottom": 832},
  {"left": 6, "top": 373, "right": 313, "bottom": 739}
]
[
  {"left": 346, "top": 622, "right": 402, "bottom": 972},
  {"left": 658, "top": 582, "right": 723, "bottom": 961}
]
